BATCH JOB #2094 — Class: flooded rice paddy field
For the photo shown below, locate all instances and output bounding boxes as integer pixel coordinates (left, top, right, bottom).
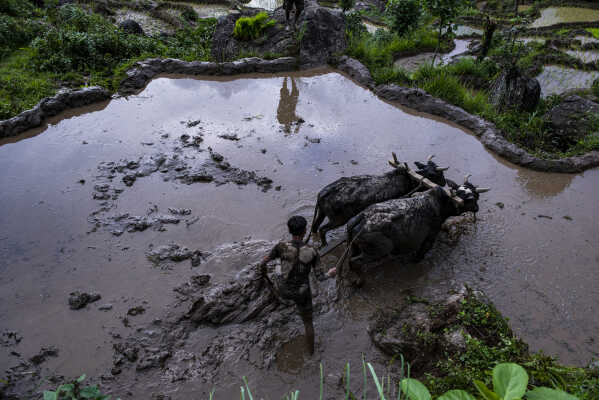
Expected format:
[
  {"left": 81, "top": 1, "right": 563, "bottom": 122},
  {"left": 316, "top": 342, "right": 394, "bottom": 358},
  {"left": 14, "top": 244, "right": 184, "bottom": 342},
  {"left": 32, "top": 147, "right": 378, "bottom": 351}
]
[
  {"left": 536, "top": 65, "right": 599, "bottom": 97},
  {"left": 1, "top": 70, "right": 598, "bottom": 398},
  {"left": 531, "top": 7, "right": 599, "bottom": 28}
]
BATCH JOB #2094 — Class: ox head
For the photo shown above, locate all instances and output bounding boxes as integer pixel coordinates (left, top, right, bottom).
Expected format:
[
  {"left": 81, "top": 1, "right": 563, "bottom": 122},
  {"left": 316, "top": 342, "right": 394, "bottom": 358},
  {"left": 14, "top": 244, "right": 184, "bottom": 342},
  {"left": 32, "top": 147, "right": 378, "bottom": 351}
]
[
  {"left": 414, "top": 154, "right": 448, "bottom": 186},
  {"left": 447, "top": 174, "right": 490, "bottom": 213}
]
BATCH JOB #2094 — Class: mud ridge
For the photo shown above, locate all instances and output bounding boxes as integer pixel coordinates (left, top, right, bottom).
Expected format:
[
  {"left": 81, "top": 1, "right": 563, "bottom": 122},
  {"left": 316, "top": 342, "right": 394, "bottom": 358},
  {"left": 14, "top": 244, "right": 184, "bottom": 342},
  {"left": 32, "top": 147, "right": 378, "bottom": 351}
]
[{"left": 0, "top": 87, "right": 110, "bottom": 139}]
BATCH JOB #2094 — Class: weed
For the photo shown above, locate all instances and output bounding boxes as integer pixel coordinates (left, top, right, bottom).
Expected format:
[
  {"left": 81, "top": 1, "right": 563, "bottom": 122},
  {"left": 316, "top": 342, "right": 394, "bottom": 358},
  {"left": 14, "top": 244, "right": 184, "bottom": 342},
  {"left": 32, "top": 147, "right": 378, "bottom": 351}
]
[
  {"left": 586, "top": 28, "right": 599, "bottom": 39},
  {"left": 233, "top": 12, "right": 276, "bottom": 41}
]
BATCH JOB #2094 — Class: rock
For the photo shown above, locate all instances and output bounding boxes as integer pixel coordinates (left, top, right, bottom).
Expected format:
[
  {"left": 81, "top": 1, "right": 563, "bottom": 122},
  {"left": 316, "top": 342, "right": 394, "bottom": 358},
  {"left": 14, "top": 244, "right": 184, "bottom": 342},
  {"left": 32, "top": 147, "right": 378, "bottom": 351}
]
[
  {"left": 489, "top": 67, "right": 540, "bottom": 112},
  {"left": 29, "top": 346, "right": 59, "bottom": 365},
  {"left": 336, "top": 56, "right": 375, "bottom": 88},
  {"left": 119, "top": 19, "right": 145, "bottom": 36},
  {"left": 168, "top": 208, "right": 191, "bottom": 216},
  {"left": 368, "top": 286, "right": 520, "bottom": 372},
  {"left": 545, "top": 95, "right": 599, "bottom": 151},
  {"left": 69, "top": 291, "right": 101, "bottom": 309},
  {"left": 368, "top": 303, "right": 436, "bottom": 365},
  {"left": 299, "top": 5, "right": 346, "bottom": 67},
  {"left": 98, "top": 304, "right": 113, "bottom": 311},
  {"left": 589, "top": 359, "right": 599, "bottom": 371}
]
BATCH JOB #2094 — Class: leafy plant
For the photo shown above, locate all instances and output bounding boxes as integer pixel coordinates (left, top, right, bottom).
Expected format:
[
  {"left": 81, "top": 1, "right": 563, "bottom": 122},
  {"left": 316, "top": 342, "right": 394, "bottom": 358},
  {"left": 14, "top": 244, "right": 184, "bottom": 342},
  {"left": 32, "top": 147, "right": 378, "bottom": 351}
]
[
  {"left": 43, "top": 374, "right": 116, "bottom": 400},
  {"left": 233, "top": 12, "right": 276, "bottom": 41},
  {"left": 385, "top": 0, "right": 421, "bottom": 35}
]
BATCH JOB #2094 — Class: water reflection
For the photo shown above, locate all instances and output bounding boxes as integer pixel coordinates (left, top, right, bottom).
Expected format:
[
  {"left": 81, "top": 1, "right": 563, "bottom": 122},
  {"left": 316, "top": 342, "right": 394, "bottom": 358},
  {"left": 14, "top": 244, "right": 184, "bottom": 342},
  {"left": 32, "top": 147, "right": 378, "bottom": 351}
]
[
  {"left": 516, "top": 168, "right": 576, "bottom": 199},
  {"left": 277, "top": 77, "right": 303, "bottom": 134}
]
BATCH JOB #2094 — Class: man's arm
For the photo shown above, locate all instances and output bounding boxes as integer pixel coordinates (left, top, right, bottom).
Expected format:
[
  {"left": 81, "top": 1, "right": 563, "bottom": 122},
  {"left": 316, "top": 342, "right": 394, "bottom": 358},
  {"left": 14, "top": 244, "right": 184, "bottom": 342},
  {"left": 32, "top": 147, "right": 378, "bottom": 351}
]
[
  {"left": 259, "top": 243, "right": 281, "bottom": 276},
  {"left": 312, "top": 250, "right": 336, "bottom": 279}
]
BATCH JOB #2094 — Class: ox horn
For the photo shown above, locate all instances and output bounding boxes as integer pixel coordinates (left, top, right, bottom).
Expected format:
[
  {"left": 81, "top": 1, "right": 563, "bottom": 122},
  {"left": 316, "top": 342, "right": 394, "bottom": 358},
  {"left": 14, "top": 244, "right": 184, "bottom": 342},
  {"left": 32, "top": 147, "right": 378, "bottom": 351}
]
[
  {"left": 476, "top": 187, "right": 491, "bottom": 193},
  {"left": 463, "top": 173, "right": 472, "bottom": 184},
  {"left": 427, "top": 154, "right": 435, "bottom": 161},
  {"left": 436, "top": 166, "right": 449, "bottom": 172}
]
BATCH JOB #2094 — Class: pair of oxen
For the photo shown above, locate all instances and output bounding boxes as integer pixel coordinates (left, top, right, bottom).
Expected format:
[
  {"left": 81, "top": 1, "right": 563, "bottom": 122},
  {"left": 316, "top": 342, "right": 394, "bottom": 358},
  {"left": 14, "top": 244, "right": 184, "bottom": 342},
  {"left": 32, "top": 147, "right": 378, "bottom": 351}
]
[{"left": 309, "top": 153, "right": 490, "bottom": 273}]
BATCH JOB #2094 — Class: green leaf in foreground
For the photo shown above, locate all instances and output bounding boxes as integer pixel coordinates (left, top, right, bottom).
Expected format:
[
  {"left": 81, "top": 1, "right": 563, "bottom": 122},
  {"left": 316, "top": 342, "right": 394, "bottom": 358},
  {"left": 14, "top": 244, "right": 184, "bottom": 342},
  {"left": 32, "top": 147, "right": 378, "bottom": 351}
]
[
  {"left": 526, "top": 387, "right": 579, "bottom": 400},
  {"left": 400, "top": 378, "right": 432, "bottom": 400},
  {"left": 438, "top": 389, "right": 477, "bottom": 400},
  {"left": 493, "top": 363, "right": 528, "bottom": 399},
  {"left": 474, "top": 380, "right": 500, "bottom": 400}
]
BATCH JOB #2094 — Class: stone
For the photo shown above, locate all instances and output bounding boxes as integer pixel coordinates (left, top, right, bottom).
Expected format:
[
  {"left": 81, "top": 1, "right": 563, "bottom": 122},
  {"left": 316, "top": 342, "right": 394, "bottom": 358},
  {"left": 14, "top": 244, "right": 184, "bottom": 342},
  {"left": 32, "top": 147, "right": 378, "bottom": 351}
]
[
  {"left": 119, "top": 19, "right": 145, "bottom": 36},
  {"left": 69, "top": 291, "right": 101, "bottom": 309},
  {"left": 489, "top": 67, "right": 541, "bottom": 112},
  {"left": 336, "top": 56, "right": 375, "bottom": 88},
  {"left": 545, "top": 95, "right": 599, "bottom": 151},
  {"left": 298, "top": 5, "right": 346, "bottom": 67}
]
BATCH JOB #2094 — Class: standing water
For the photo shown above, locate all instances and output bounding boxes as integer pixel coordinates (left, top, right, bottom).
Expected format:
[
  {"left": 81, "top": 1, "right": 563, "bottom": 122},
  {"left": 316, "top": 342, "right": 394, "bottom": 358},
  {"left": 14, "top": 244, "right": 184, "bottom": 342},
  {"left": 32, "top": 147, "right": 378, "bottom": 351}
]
[
  {"left": 530, "top": 7, "right": 599, "bottom": 28},
  {"left": 0, "top": 70, "right": 598, "bottom": 398}
]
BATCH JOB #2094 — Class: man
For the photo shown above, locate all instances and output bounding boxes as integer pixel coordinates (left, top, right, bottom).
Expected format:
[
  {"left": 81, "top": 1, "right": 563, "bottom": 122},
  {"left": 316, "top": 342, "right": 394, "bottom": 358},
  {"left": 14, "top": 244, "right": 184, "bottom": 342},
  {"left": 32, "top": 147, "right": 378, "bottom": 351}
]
[
  {"left": 258, "top": 216, "right": 336, "bottom": 354},
  {"left": 284, "top": 0, "right": 304, "bottom": 31}
]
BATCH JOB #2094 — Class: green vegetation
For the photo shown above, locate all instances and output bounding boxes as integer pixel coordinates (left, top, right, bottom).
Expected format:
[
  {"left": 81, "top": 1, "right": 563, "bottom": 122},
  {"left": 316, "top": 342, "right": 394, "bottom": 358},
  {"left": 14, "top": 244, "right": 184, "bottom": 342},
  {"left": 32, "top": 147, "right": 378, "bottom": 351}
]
[
  {"left": 345, "top": 10, "right": 599, "bottom": 158},
  {"left": 586, "top": 28, "right": 599, "bottom": 39},
  {"left": 43, "top": 374, "right": 116, "bottom": 400},
  {"left": 340, "top": 0, "right": 354, "bottom": 13},
  {"left": 233, "top": 12, "right": 276, "bottom": 41},
  {"left": 0, "top": 1, "right": 216, "bottom": 120},
  {"left": 385, "top": 0, "right": 421, "bottom": 35}
]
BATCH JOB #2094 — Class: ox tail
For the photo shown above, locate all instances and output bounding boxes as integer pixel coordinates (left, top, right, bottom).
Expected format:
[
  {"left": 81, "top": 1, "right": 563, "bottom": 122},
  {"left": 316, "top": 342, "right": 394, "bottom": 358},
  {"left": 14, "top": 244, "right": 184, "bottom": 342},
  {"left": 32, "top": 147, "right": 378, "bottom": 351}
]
[{"left": 305, "top": 201, "right": 320, "bottom": 244}]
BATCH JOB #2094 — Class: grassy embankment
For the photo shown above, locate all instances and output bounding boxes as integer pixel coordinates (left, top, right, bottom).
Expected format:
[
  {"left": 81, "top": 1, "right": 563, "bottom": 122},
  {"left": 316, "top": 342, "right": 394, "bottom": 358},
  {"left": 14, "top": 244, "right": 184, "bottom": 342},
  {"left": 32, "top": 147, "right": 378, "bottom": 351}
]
[
  {"left": 344, "top": 1, "right": 599, "bottom": 158},
  {"left": 0, "top": 0, "right": 215, "bottom": 121}
]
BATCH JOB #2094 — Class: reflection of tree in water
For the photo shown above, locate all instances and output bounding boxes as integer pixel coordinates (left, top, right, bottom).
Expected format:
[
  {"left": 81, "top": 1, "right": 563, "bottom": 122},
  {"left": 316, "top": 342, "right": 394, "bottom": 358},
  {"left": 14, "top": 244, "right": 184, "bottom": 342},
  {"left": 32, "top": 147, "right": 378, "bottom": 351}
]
[{"left": 277, "top": 77, "right": 302, "bottom": 134}]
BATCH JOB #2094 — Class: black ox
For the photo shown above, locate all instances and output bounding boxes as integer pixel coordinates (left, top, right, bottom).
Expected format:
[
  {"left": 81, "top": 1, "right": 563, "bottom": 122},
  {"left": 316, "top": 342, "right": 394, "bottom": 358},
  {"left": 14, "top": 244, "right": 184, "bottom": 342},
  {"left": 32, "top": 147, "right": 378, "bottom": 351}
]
[
  {"left": 310, "top": 155, "right": 449, "bottom": 246},
  {"left": 345, "top": 175, "right": 490, "bottom": 270}
]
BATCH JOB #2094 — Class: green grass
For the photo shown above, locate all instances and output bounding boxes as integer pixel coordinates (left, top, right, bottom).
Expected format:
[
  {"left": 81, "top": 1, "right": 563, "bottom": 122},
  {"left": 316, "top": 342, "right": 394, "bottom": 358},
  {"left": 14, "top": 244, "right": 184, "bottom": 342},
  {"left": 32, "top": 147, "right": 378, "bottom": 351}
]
[
  {"left": 0, "top": 49, "right": 57, "bottom": 120},
  {"left": 586, "top": 28, "right": 599, "bottom": 39},
  {"left": 0, "top": 1, "right": 217, "bottom": 121},
  {"left": 233, "top": 12, "right": 276, "bottom": 41}
]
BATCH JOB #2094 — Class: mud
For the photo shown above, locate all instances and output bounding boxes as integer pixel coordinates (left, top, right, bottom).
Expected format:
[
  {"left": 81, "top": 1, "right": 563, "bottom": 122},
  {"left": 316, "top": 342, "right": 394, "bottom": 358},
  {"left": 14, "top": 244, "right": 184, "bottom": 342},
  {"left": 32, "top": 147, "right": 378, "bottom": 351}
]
[{"left": 1, "top": 70, "right": 599, "bottom": 399}]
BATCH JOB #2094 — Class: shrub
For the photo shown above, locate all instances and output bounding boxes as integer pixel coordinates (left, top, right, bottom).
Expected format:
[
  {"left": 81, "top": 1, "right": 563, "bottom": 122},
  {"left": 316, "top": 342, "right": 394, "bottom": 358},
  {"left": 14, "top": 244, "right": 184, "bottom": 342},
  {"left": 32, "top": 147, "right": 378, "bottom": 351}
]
[
  {"left": 0, "top": 15, "right": 45, "bottom": 58},
  {"left": 0, "top": 0, "right": 34, "bottom": 17},
  {"left": 385, "top": 0, "right": 421, "bottom": 35},
  {"left": 233, "top": 12, "right": 276, "bottom": 41}
]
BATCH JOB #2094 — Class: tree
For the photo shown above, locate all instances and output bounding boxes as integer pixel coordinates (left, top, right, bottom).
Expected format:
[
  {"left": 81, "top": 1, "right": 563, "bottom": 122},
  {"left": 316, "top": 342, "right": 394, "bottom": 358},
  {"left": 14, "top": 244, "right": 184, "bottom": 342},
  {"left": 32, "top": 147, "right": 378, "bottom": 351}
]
[
  {"left": 340, "top": 0, "right": 354, "bottom": 13},
  {"left": 422, "top": 0, "right": 468, "bottom": 61},
  {"left": 385, "top": 0, "right": 421, "bottom": 35}
]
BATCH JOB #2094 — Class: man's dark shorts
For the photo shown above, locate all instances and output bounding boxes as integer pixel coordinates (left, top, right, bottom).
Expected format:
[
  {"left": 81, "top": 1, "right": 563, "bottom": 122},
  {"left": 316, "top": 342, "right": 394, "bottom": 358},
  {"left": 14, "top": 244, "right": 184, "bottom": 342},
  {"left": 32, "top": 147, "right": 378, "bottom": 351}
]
[
  {"left": 284, "top": 0, "right": 304, "bottom": 13},
  {"left": 278, "top": 283, "right": 312, "bottom": 318}
]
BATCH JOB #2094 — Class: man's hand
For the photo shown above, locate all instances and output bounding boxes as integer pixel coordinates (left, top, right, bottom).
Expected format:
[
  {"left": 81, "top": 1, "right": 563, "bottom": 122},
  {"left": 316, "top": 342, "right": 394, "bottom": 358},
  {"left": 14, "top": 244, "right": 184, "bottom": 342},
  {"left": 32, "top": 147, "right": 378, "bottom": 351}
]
[{"left": 327, "top": 267, "right": 336, "bottom": 278}]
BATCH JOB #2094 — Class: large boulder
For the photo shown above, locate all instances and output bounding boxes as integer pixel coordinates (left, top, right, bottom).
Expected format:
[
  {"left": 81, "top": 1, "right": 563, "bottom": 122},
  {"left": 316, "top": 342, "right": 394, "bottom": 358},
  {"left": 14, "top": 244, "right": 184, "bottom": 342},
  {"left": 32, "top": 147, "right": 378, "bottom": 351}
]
[
  {"left": 119, "top": 19, "right": 145, "bottom": 36},
  {"left": 211, "top": 4, "right": 346, "bottom": 66},
  {"left": 368, "top": 286, "right": 527, "bottom": 372},
  {"left": 489, "top": 67, "right": 541, "bottom": 112},
  {"left": 545, "top": 95, "right": 599, "bottom": 151},
  {"left": 298, "top": 4, "right": 346, "bottom": 67}
]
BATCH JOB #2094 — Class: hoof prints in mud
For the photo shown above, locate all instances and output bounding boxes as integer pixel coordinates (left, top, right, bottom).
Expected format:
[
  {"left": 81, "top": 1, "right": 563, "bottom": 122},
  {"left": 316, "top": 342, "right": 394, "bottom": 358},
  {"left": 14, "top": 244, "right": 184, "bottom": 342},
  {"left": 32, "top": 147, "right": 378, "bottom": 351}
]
[{"left": 111, "top": 243, "right": 336, "bottom": 382}]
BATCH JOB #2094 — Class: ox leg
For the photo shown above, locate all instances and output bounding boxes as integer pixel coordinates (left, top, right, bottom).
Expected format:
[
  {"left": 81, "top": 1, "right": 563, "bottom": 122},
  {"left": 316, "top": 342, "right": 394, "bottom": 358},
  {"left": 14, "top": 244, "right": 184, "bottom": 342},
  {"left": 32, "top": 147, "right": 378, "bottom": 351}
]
[
  {"left": 318, "top": 222, "right": 338, "bottom": 247},
  {"left": 311, "top": 207, "right": 325, "bottom": 234},
  {"left": 413, "top": 232, "right": 438, "bottom": 262}
]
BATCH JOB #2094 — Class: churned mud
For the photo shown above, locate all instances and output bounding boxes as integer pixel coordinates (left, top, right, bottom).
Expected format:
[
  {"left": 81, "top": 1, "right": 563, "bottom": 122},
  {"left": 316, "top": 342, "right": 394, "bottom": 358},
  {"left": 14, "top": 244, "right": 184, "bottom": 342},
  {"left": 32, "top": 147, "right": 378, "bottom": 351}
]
[{"left": 1, "top": 70, "right": 599, "bottom": 398}]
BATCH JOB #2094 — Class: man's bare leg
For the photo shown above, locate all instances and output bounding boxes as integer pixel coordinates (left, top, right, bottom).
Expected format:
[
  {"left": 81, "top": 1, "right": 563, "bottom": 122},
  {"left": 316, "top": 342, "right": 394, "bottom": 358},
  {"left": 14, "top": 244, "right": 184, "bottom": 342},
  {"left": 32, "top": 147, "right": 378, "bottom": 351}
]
[{"left": 302, "top": 314, "right": 315, "bottom": 355}]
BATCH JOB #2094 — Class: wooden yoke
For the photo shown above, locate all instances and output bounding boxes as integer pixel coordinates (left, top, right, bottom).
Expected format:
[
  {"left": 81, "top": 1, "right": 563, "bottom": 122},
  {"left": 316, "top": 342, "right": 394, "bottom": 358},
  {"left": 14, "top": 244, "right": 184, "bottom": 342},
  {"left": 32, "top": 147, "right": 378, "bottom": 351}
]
[{"left": 388, "top": 152, "right": 464, "bottom": 208}]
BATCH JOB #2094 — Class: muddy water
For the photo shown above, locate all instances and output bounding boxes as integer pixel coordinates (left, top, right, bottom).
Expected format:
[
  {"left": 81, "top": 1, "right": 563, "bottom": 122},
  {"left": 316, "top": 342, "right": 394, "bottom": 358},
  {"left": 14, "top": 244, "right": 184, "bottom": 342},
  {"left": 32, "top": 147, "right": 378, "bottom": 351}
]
[
  {"left": 1, "top": 70, "right": 598, "bottom": 398},
  {"left": 565, "top": 49, "right": 599, "bottom": 63},
  {"left": 536, "top": 65, "right": 599, "bottom": 96},
  {"left": 393, "top": 39, "right": 472, "bottom": 71},
  {"left": 531, "top": 7, "right": 599, "bottom": 28}
]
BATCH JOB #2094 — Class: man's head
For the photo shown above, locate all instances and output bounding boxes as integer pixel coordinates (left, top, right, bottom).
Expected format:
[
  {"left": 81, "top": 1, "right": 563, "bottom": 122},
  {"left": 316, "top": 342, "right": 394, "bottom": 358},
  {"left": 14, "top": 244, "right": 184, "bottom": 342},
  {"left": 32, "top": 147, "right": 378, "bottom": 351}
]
[{"left": 287, "top": 215, "right": 307, "bottom": 237}]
